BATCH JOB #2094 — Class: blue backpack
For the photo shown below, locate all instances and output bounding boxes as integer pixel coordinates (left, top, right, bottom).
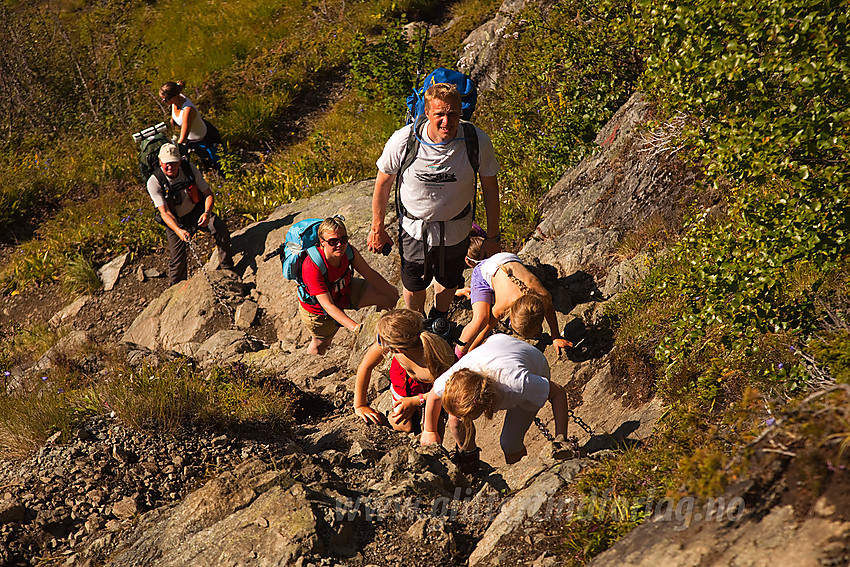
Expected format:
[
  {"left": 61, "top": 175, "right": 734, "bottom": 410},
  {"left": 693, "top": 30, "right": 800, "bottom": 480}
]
[
  {"left": 280, "top": 218, "right": 354, "bottom": 305},
  {"left": 405, "top": 67, "right": 477, "bottom": 124}
]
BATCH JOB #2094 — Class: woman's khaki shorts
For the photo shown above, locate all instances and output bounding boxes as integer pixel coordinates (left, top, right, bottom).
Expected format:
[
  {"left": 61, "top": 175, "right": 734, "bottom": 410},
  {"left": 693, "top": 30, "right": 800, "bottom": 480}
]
[{"left": 298, "top": 277, "right": 367, "bottom": 340}]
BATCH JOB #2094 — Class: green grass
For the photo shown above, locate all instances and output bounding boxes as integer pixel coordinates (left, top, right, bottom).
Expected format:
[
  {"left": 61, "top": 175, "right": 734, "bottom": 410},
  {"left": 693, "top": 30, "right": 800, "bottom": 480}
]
[
  {"left": 0, "top": 352, "right": 294, "bottom": 459},
  {"left": 62, "top": 254, "right": 102, "bottom": 297}
]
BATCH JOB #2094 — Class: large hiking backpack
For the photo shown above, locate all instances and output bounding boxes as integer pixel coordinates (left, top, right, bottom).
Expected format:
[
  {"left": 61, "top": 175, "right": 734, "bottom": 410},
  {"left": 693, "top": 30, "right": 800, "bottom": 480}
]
[
  {"left": 280, "top": 218, "right": 354, "bottom": 306},
  {"left": 138, "top": 133, "right": 171, "bottom": 182},
  {"left": 405, "top": 67, "right": 477, "bottom": 124},
  {"left": 398, "top": 67, "right": 480, "bottom": 209}
]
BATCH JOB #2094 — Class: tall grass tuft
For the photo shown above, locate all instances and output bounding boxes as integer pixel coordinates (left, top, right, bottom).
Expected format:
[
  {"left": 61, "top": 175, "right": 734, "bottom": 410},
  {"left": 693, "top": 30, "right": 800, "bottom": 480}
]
[
  {"left": 0, "top": 387, "right": 78, "bottom": 459},
  {"left": 62, "top": 254, "right": 102, "bottom": 297},
  {"left": 102, "top": 360, "right": 213, "bottom": 434}
]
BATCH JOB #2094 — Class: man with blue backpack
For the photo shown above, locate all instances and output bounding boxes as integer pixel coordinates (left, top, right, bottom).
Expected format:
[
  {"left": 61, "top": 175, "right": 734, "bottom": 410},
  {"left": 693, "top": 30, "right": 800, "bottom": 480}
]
[
  {"left": 367, "top": 74, "right": 502, "bottom": 324},
  {"left": 292, "top": 216, "right": 399, "bottom": 355}
]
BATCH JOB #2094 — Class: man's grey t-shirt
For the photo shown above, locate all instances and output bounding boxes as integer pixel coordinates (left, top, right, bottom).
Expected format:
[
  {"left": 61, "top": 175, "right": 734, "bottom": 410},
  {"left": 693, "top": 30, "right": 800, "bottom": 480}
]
[{"left": 377, "top": 122, "right": 499, "bottom": 246}]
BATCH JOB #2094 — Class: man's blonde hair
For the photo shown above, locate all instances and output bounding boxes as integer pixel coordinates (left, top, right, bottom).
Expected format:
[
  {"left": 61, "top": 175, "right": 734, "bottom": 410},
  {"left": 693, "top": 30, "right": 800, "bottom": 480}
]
[{"left": 424, "top": 83, "right": 462, "bottom": 114}]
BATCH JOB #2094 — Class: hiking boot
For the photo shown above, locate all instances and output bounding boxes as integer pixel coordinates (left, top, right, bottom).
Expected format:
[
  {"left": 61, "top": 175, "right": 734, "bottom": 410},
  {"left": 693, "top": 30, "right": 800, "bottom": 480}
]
[{"left": 451, "top": 446, "right": 481, "bottom": 475}]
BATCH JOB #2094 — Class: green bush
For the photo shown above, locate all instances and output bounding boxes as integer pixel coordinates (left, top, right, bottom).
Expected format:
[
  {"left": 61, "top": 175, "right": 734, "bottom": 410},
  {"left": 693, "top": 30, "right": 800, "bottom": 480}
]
[
  {"left": 349, "top": 22, "right": 420, "bottom": 117},
  {"left": 476, "top": 0, "right": 642, "bottom": 242},
  {"left": 810, "top": 330, "right": 850, "bottom": 384},
  {"left": 625, "top": 0, "right": 850, "bottom": 381}
]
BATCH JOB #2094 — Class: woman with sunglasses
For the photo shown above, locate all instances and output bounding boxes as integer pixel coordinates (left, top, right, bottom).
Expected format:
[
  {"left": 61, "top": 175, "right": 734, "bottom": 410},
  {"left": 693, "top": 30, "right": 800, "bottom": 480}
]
[
  {"left": 454, "top": 252, "right": 572, "bottom": 358},
  {"left": 354, "top": 309, "right": 454, "bottom": 434},
  {"left": 299, "top": 217, "right": 399, "bottom": 354},
  {"left": 159, "top": 81, "right": 222, "bottom": 172}
]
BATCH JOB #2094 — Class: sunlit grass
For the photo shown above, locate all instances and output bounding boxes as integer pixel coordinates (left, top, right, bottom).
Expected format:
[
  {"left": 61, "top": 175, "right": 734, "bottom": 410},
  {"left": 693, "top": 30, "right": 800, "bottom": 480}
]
[{"left": 0, "top": 353, "right": 294, "bottom": 459}]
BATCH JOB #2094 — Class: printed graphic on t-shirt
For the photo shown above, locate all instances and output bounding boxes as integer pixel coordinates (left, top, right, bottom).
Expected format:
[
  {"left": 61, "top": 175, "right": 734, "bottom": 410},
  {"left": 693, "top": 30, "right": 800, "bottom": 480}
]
[
  {"left": 416, "top": 162, "right": 457, "bottom": 184},
  {"left": 329, "top": 276, "right": 346, "bottom": 295}
]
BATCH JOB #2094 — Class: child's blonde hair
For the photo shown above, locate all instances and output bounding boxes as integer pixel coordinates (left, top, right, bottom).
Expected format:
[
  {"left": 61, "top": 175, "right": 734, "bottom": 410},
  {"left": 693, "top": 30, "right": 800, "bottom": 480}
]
[
  {"left": 509, "top": 294, "right": 545, "bottom": 338},
  {"left": 502, "top": 266, "right": 545, "bottom": 338},
  {"left": 442, "top": 368, "right": 502, "bottom": 447},
  {"left": 375, "top": 309, "right": 454, "bottom": 382},
  {"left": 318, "top": 216, "right": 347, "bottom": 239}
]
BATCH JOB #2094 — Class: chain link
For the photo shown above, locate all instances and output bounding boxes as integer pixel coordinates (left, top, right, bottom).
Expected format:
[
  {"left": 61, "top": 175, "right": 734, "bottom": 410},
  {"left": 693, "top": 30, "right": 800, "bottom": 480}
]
[
  {"left": 567, "top": 408, "right": 595, "bottom": 437},
  {"left": 187, "top": 238, "right": 236, "bottom": 324},
  {"left": 533, "top": 416, "right": 555, "bottom": 442},
  {"left": 533, "top": 408, "right": 596, "bottom": 448}
]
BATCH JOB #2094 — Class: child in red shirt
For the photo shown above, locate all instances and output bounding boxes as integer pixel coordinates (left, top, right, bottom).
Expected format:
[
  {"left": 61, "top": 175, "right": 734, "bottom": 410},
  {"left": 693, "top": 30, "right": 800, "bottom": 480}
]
[{"left": 298, "top": 217, "right": 399, "bottom": 354}]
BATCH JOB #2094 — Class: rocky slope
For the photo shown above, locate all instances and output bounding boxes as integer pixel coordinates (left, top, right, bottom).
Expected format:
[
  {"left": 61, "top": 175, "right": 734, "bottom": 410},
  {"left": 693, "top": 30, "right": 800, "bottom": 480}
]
[
  {"left": 8, "top": 2, "right": 842, "bottom": 565},
  {"left": 1, "top": 82, "right": 690, "bottom": 566}
]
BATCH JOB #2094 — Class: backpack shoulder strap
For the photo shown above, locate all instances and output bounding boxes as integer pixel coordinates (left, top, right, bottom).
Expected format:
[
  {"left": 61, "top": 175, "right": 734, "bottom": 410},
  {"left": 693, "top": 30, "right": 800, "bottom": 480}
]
[
  {"left": 152, "top": 166, "right": 169, "bottom": 190},
  {"left": 394, "top": 115, "right": 426, "bottom": 219},
  {"left": 180, "top": 158, "right": 195, "bottom": 183},
  {"left": 461, "top": 121, "right": 480, "bottom": 219},
  {"left": 461, "top": 121, "right": 479, "bottom": 173},
  {"left": 305, "top": 246, "right": 326, "bottom": 276}
]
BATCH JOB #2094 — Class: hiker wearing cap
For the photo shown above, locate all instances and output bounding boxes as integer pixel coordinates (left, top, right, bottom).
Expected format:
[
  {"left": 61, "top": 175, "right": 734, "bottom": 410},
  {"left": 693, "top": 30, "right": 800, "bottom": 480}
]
[
  {"left": 159, "top": 81, "right": 222, "bottom": 172},
  {"left": 146, "top": 143, "right": 233, "bottom": 285},
  {"left": 368, "top": 83, "right": 501, "bottom": 322}
]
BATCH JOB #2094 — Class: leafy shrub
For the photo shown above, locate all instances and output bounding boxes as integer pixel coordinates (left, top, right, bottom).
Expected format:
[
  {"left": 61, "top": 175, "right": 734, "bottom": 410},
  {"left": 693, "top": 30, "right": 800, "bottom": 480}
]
[
  {"left": 620, "top": 0, "right": 850, "bottom": 389},
  {"left": 476, "top": 0, "right": 642, "bottom": 242},
  {"left": 810, "top": 330, "right": 850, "bottom": 384},
  {"left": 349, "top": 23, "right": 419, "bottom": 117},
  {"left": 636, "top": 0, "right": 850, "bottom": 190}
]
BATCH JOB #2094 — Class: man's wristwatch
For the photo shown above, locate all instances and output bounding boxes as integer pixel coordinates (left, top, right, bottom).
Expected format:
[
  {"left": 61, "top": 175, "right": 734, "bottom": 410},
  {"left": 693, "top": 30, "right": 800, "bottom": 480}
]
[{"left": 484, "top": 233, "right": 501, "bottom": 243}]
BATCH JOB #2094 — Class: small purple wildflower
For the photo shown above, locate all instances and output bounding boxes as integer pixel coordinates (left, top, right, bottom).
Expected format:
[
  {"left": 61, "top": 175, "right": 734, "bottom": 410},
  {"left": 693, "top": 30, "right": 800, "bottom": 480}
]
[
  {"left": 41, "top": 376, "right": 48, "bottom": 381},
  {"left": 766, "top": 418, "right": 776, "bottom": 426},
  {"left": 777, "top": 363, "right": 784, "bottom": 370}
]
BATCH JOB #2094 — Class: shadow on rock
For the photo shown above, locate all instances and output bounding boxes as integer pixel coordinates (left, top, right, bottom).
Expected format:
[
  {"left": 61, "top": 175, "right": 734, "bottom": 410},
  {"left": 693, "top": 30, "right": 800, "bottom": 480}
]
[
  {"left": 581, "top": 419, "right": 643, "bottom": 455},
  {"left": 232, "top": 212, "right": 296, "bottom": 274}
]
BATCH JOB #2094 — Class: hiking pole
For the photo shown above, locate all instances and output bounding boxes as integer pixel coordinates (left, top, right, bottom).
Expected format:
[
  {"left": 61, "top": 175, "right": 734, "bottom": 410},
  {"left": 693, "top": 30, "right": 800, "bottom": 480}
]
[
  {"left": 414, "top": 25, "right": 429, "bottom": 91},
  {"left": 405, "top": 25, "right": 430, "bottom": 124}
]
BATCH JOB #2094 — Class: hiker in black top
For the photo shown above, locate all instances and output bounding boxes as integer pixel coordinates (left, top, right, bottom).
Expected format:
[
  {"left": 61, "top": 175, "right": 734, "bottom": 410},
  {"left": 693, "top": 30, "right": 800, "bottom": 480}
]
[
  {"left": 368, "top": 83, "right": 502, "bottom": 320},
  {"left": 146, "top": 144, "right": 233, "bottom": 285}
]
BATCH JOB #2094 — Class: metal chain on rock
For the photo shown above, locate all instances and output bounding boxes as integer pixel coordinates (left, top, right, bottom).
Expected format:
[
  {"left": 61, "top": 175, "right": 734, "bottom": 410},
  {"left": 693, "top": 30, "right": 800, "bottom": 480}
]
[
  {"left": 187, "top": 239, "right": 236, "bottom": 324},
  {"left": 568, "top": 409, "right": 595, "bottom": 437}
]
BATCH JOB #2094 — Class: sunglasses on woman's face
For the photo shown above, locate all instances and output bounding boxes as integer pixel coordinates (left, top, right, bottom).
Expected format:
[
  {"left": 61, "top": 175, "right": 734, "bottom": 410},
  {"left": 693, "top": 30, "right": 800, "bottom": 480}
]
[{"left": 322, "top": 234, "right": 349, "bottom": 247}]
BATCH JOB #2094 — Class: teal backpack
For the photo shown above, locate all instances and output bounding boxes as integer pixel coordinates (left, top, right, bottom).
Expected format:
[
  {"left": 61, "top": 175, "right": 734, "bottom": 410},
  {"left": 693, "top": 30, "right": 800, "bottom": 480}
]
[{"left": 280, "top": 218, "right": 354, "bottom": 305}]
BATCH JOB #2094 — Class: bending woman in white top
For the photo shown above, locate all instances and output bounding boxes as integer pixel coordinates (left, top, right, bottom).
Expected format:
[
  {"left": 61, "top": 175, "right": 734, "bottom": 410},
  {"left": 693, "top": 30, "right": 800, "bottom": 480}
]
[
  {"left": 456, "top": 252, "right": 572, "bottom": 356},
  {"left": 159, "top": 81, "right": 221, "bottom": 171},
  {"left": 420, "top": 334, "right": 568, "bottom": 469}
]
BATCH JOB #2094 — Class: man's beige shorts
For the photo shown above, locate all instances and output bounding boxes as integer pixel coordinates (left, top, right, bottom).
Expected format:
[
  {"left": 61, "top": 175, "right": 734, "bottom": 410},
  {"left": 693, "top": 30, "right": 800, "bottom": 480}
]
[{"left": 298, "top": 277, "right": 367, "bottom": 340}]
